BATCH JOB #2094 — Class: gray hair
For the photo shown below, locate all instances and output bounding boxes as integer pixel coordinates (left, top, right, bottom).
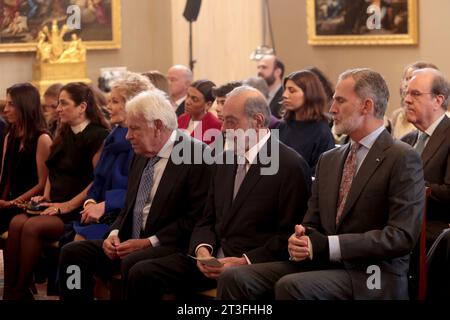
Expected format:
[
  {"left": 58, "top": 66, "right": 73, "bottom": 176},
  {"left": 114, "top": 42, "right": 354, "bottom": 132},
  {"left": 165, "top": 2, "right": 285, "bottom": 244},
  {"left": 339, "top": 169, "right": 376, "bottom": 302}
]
[
  {"left": 414, "top": 68, "right": 450, "bottom": 111},
  {"left": 339, "top": 68, "right": 389, "bottom": 119},
  {"left": 170, "top": 64, "right": 193, "bottom": 82},
  {"left": 126, "top": 89, "right": 177, "bottom": 130},
  {"left": 110, "top": 71, "right": 154, "bottom": 101},
  {"left": 243, "top": 76, "right": 269, "bottom": 98},
  {"left": 227, "top": 85, "right": 271, "bottom": 127}
]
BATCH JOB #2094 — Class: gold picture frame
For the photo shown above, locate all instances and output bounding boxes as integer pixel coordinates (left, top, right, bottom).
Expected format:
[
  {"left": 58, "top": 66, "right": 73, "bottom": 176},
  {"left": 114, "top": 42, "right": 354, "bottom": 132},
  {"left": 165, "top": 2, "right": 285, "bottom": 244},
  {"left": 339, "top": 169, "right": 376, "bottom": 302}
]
[
  {"left": 307, "top": 0, "right": 418, "bottom": 45},
  {"left": 0, "top": 0, "right": 121, "bottom": 52}
]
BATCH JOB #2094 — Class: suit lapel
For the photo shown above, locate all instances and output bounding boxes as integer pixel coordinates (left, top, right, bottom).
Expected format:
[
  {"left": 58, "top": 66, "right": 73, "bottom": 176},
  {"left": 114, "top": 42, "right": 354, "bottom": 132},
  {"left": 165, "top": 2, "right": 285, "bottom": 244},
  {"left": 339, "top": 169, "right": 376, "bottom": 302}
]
[
  {"left": 336, "top": 130, "right": 391, "bottom": 230},
  {"left": 422, "top": 116, "right": 450, "bottom": 167}
]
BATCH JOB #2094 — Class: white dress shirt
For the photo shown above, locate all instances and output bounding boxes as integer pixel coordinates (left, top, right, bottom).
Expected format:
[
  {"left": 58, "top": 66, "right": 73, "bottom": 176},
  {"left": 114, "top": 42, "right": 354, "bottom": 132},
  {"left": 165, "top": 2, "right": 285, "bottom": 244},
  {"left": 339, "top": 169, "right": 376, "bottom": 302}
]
[{"left": 109, "top": 130, "right": 177, "bottom": 246}]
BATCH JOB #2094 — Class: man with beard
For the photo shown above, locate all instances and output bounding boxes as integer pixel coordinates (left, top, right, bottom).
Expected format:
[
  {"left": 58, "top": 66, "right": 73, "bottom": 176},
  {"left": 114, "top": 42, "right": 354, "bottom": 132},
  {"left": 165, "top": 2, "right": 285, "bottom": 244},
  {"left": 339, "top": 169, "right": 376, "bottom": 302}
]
[
  {"left": 217, "top": 68, "right": 425, "bottom": 300},
  {"left": 257, "top": 55, "right": 285, "bottom": 118},
  {"left": 124, "top": 86, "right": 311, "bottom": 300}
]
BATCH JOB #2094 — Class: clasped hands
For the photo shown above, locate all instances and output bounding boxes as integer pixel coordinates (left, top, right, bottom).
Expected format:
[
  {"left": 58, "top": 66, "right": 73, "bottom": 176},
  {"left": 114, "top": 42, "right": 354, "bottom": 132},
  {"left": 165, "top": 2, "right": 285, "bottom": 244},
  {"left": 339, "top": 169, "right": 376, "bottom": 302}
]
[
  {"left": 195, "top": 247, "right": 247, "bottom": 279},
  {"left": 102, "top": 234, "right": 151, "bottom": 260},
  {"left": 288, "top": 224, "right": 312, "bottom": 262},
  {"left": 30, "top": 195, "right": 70, "bottom": 216}
]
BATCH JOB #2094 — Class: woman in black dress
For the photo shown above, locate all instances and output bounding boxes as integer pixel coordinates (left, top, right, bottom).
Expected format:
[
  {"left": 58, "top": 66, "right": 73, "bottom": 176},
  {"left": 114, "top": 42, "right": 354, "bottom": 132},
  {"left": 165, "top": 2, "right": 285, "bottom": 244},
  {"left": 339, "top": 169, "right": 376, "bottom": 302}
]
[
  {"left": 0, "top": 83, "right": 52, "bottom": 234},
  {"left": 276, "top": 70, "right": 335, "bottom": 172},
  {"left": 3, "top": 82, "right": 110, "bottom": 300}
]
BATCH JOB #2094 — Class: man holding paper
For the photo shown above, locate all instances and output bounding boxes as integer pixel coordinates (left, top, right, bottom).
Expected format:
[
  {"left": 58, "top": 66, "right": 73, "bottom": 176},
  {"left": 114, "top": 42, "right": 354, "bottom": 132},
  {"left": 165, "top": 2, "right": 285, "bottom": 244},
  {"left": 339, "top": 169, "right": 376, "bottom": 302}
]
[{"left": 125, "top": 86, "right": 311, "bottom": 299}]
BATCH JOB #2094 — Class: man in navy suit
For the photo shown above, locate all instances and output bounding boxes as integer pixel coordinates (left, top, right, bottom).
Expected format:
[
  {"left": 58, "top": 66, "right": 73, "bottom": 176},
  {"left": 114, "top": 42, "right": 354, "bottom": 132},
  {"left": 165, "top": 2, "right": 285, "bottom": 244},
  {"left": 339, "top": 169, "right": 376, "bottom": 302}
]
[{"left": 58, "top": 90, "right": 211, "bottom": 300}]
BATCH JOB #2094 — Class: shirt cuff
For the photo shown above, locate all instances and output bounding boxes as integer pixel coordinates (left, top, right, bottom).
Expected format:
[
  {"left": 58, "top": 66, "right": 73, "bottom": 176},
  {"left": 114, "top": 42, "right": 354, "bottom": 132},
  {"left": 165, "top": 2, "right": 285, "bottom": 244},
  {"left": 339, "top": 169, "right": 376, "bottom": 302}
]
[
  {"left": 148, "top": 235, "right": 160, "bottom": 247},
  {"left": 195, "top": 244, "right": 213, "bottom": 256},
  {"left": 328, "top": 235, "right": 341, "bottom": 262},
  {"left": 242, "top": 253, "right": 252, "bottom": 265},
  {"left": 108, "top": 229, "right": 119, "bottom": 238}
]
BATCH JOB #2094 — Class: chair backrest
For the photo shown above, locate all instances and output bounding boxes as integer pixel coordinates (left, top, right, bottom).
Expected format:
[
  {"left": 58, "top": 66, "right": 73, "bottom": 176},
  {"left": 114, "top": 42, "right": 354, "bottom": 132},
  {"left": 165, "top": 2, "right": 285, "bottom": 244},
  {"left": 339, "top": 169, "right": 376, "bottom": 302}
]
[{"left": 416, "top": 187, "right": 431, "bottom": 300}]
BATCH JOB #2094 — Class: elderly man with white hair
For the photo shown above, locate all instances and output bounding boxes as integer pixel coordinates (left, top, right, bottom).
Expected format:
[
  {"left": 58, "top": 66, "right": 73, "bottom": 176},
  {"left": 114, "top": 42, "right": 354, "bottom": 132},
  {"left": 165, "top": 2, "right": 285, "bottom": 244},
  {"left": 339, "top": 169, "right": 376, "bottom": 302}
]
[{"left": 59, "top": 89, "right": 212, "bottom": 300}]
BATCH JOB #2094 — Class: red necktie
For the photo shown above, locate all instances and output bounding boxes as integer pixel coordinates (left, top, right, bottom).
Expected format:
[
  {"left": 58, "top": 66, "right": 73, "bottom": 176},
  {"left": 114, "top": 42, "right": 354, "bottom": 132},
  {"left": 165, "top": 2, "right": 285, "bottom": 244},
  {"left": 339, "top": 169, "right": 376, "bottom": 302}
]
[{"left": 336, "top": 142, "right": 360, "bottom": 225}]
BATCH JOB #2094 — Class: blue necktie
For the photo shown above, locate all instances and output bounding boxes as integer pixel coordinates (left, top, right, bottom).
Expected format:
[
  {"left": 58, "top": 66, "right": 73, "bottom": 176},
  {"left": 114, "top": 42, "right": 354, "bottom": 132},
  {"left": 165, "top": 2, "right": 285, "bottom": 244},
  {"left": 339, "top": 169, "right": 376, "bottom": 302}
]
[{"left": 132, "top": 156, "right": 160, "bottom": 239}]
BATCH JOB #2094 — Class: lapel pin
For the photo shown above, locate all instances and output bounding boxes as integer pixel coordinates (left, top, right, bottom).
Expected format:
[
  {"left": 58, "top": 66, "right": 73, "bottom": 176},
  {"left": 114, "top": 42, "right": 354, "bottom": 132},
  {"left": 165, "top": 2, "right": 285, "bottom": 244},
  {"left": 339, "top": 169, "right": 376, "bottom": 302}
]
[{"left": 376, "top": 158, "right": 380, "bottom": 162}]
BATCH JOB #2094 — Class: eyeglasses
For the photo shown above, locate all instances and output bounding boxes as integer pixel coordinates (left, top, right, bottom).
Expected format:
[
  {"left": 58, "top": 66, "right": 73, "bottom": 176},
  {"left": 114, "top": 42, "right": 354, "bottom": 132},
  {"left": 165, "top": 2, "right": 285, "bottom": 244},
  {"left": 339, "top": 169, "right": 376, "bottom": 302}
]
[{"left": 403, "top": 90, "right": 435, "bottom": 99}]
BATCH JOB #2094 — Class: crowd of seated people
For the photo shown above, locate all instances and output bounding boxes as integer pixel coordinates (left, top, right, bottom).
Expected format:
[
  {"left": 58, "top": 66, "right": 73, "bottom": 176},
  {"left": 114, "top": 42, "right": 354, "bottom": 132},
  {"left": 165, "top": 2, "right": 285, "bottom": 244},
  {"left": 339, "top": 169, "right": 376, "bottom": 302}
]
[{"left": 0, "top": 56, "right": 448, "bottom": 302}]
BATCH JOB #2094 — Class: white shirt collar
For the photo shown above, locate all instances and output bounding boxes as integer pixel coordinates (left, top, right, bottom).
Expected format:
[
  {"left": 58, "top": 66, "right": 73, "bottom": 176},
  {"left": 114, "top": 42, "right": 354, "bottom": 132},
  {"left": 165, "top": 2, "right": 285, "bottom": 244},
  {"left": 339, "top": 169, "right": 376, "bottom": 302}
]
[
  {"left": 245, "top": 129, "right": 271, "bottom": 165},
  {"left": 351, "top": 125, "right": 385, "bottom": 150},
  {"left": 175, "top": 96, "right": 186, "bottom": 107},
  {"left": 157, "top": 130, "right": 177, "bottom": 159},
  {"left": 424, "top": 114, "right": 446, "bottom": 137},
  {"left": 70, "top": 120, "right": 90, "bottom": 134}
]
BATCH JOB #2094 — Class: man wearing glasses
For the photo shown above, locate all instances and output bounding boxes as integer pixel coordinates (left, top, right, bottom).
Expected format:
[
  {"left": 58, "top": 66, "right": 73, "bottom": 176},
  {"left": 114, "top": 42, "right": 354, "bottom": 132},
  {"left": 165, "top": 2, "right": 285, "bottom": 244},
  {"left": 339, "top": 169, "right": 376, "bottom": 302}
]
[{"left": 402, "top": 68, "right": 450, "bottom": 248}]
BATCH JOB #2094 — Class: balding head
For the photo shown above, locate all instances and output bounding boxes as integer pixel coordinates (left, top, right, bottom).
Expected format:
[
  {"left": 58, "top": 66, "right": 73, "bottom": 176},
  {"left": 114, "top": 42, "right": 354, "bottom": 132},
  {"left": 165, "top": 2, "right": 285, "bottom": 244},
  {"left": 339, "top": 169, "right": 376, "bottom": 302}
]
[
  {"left": 405, "top": 68, "right": 450, "bottom": 131},
  {"left": 223, "top": 86, "right": 271, "bottom": 130},
  {"left": 167, "top": 64, "right": 193, "bottom": 101}
]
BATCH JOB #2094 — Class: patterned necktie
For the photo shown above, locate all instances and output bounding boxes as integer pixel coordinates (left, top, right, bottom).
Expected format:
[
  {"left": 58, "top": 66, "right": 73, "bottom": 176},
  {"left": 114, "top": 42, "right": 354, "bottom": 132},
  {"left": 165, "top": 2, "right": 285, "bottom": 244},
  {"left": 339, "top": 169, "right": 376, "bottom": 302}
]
[
  {"left": 132, "top": 156, "right": 161, "bottom": 239},
  {"left": 336, "top": 142, "right": 360, "bottom": 225},
  {"left": 233, "top": 156, "right": 247, "bottom": 200},
  {"left": 414, "top": 132, "right": 429, "bottom": 155}
]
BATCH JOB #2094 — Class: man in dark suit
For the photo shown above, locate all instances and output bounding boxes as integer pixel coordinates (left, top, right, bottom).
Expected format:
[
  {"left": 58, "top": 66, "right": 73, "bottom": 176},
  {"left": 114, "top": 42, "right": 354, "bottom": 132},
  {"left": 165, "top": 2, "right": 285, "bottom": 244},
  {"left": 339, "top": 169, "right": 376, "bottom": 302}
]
[
  {"left": 124, "top": 86, "right": 311, "bottom": 300},
  {"left": 257, "top": 55, "right": 284, "bottom": 118},
  {"left": 401, "top": 68, "right": 450, "bottom": 246},
  {"left": 218, "top": 68, "right": 425, "bottom": 300},
  {"left": 58, "top": 90, "right": 211, "bottom": 300},
  {"left": 167, "top": 64, "right": 192, "bottom": 117}
]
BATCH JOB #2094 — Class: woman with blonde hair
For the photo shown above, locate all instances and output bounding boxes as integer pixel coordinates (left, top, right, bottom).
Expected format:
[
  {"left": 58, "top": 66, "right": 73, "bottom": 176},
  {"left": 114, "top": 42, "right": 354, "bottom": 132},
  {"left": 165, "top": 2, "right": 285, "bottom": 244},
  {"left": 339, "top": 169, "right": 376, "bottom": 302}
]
[{"left": 73, "top": 72, "right": 154, "bottom": 240}]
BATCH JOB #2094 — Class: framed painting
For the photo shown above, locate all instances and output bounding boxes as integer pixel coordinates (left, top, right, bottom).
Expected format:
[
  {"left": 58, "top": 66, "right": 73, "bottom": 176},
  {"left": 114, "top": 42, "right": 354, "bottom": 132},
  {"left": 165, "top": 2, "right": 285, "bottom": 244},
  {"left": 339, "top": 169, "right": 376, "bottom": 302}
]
[
  {"left": 0, "top": 0, "right": 121, "bottom": 52},
  {"left": 307, "top": 0, "right": 418, "bottom": 45}
]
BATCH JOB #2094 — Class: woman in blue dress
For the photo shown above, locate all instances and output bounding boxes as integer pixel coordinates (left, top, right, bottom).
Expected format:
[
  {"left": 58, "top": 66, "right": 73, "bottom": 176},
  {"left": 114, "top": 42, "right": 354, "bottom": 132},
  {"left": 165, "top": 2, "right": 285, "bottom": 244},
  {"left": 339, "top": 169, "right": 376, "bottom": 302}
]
[{"left": 73, "top": 72, "right": 154, "bottom": 240}]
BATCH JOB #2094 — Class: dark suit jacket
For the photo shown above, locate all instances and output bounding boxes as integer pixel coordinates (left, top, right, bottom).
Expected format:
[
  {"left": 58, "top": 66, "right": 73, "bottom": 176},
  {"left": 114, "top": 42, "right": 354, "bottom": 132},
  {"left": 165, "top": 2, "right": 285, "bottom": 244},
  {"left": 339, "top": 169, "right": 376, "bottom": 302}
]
[
  {"left": 175, "top": 100, "right": 185, "bottom": 117},
  {"left": 178, "top": 111, "right": 222, "bottom": 145},
  {"left": 304, "top": 130, "right": 425, "bottom": 299},
  {"left": 189, "top": 137, "right": 312, "bottom": 263},
  {"left": 269, "top": 86, "right": 284, "bottom": 119},
  {"left": 110, "top": 131, "right": 212, "bottom": 252},
  {"left": 401, "top": 116, "right": 450, "bottom": 241}
]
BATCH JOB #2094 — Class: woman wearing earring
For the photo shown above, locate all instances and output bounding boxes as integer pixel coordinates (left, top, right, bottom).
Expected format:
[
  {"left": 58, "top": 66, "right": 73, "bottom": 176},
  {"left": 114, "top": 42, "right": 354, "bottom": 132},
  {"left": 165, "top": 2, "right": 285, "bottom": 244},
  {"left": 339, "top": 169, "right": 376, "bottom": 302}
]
[
  {"left": 277, "top": 70, "right": 335, "bottom": 172},
  {"left": 177, "top": 79, "right": 222, "bottom": 145},
  {"left": 3, "top": 82, "right": 110, "bottom": 300},
  {"left": 0, "top": 83, "right": 52, "bottom": 234}
]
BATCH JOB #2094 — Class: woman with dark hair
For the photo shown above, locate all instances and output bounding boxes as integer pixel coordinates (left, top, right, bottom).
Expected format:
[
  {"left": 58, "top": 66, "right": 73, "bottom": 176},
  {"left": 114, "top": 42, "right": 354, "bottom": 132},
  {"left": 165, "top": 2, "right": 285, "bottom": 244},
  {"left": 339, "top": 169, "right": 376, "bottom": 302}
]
[
  {"left": 3, "top": 82, "right": 110, "bottom": 300},
  {"left": 276, "top": 70, "right": 335, "bottom": 171},
  {"left": 178, "top": 79, "right": 222, "bottom": 145},
  {"left": 0, "top": 83, "right": 52, "bottom": 234}
]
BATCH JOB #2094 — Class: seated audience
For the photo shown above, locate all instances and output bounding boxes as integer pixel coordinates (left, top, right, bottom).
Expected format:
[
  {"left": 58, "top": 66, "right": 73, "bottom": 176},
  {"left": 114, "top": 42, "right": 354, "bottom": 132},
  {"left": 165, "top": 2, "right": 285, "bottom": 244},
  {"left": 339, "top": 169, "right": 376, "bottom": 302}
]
[
  {"left": 142, "top": 70, "right": 170, "bottom": 96},
  {"left": 72, "top": 72, "right": 154, "bottom": 241},
  {"left": 276, "top": 70, "right": 335, "bottom": 171},
  {"left": 124, "top": 86, "right": 311, "bottom": 300},
  {"left": 178, "top": 79, "right": 222, "bottom": 145},
  {"left": 58, "top": 90, "right": 211, "bottom": 300},
  {"left": 42, "top": 83, "right": 63, "bottom": 137},
  {"left": 257, "top": 55, "right": 285, "bottom": 118},
  {"left": 0, "top": 83, "right": 52, "bottom": 235},
  {"left": 217, "top": 69, "right": 425, "bottom": 300},
  {"left": 3, "top": 82, "right": 110, "bottom": 300},
  {"left": 391, "top": 61, "right": 439, "bottom": 139},
  {"left": 243, "top": 76, "right": 280, "bottom": 129},
  {"left": 211, "top": 81, "right": 242, "bottom": 122},
  {"left": 401, "top": 68, "right": 450, "bottom": 247},
  {"left": 167, "top": 64, "right": 192, "bottom": 117}
]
